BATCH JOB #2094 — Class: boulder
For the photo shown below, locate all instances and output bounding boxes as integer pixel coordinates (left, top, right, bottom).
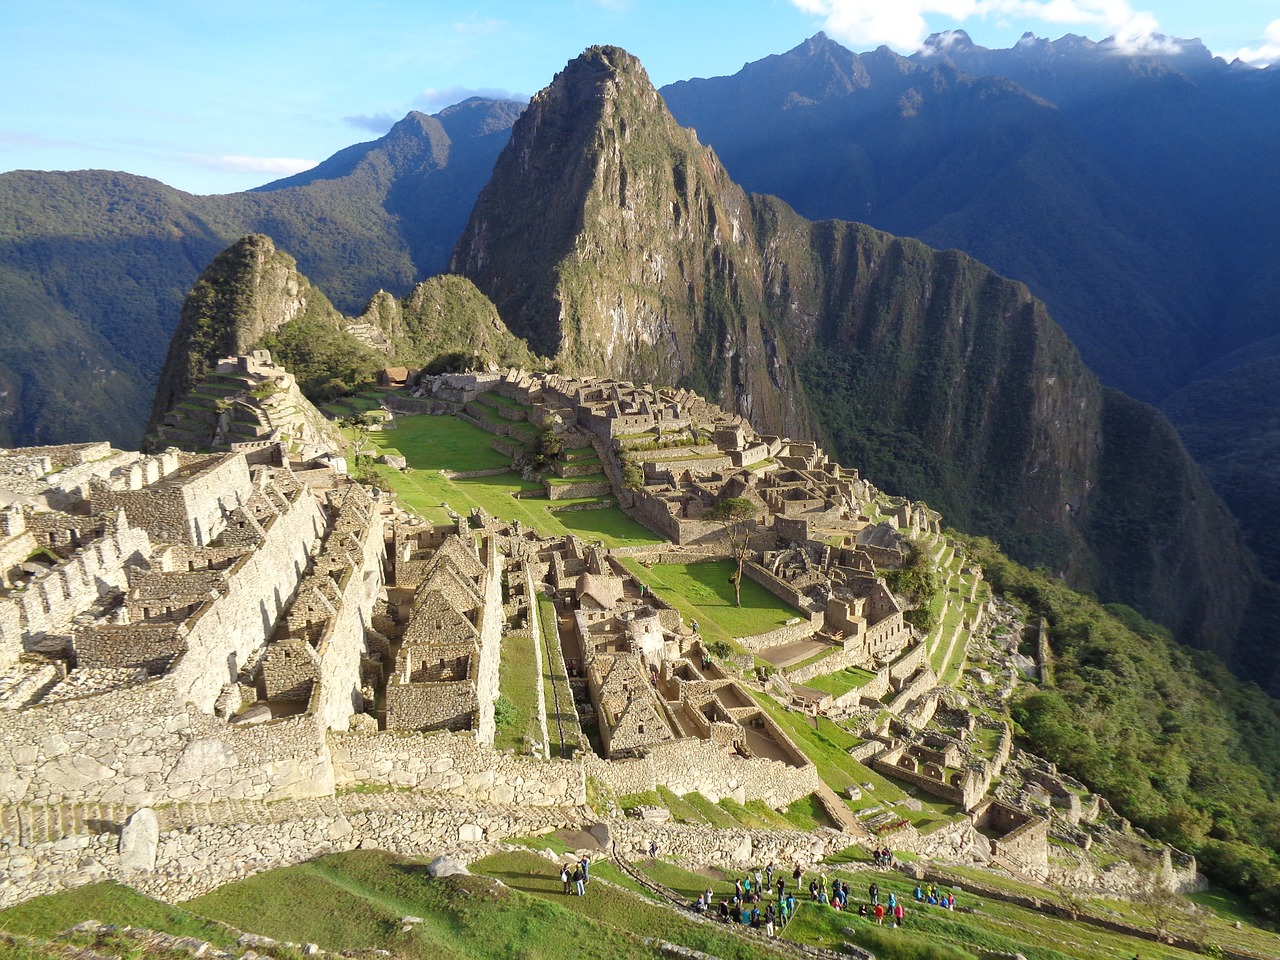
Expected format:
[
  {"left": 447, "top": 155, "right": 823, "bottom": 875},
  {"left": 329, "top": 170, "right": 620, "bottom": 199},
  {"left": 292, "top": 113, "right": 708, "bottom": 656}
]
[
  {"left": 119, "top": 808, "right": 159, "bottom": 875},
  {"left": 587, "top": 822, "right": 612, "bottom": 848},
  {"left": 231, "top": 704, "right": 273, "bottom": 726},
  {"left": 427, "top": 856, "right": 470, "bottom": 878}
]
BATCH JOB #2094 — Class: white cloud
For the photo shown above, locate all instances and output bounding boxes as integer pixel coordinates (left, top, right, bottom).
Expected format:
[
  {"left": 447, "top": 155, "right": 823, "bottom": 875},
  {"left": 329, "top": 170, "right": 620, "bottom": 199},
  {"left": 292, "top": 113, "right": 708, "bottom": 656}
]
[
  {"left": 790, "top": 0, "right": 1169, "bottom": 53},
  {"left": 1234, "top": 19, "right": 1280, "bottom": 66},
  {"left": 415, "top": 86, "right": 527, "bottom": 112},
  {"left": 187, "top": 154, "right": 318, "bottom": 175},
  {"left": 452, "top": 17, "right": 505, "bottom": 35},
  {"left": 343, "top": 113, "right": 399, "bottom": 134}
]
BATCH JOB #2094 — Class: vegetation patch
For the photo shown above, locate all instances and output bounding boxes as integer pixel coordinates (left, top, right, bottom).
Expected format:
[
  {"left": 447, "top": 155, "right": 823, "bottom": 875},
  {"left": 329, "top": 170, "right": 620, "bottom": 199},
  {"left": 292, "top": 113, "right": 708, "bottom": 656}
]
[{"left": 617, "top": 559, "right": 802, "bottom": 643}]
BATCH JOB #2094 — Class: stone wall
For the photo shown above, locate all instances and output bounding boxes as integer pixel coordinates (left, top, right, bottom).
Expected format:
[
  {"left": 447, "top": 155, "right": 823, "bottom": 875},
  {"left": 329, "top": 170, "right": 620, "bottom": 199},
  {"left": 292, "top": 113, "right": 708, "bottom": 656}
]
[
  {"left": 0, "top": 678, "right": 332, "bottom": 807},
  {"left": 630, "top": 493, "right": 722, "bottom": 545},
  {"left": 545, "top": 479, "right": 611, "bottom": 501},
  {"left": 742, "top": 561, "right": 816, "bottom": 615},
  {"left": 329, "top": 729, "right": 585, "bottom": 806},
  {"left": 608, "top": 819, "right": 836, "bottom": 869},
  {"left": 737, "top": 618, "right": 823, "bottom": 654},
  {"left": 0, "top": 795, "right": 587, "bottom": 908},
  {"left": 583, "top": 738, "right": 819, "bottom": 808},
  {"left": 473, "top": 540, "right": 504, "bottom": 745},
  {"left": 91, "top": 453, "right": 252, "bottom": 548},
  {"left": 306, "top": 494, "right": 385, "bottom": 732},
  {"left": 74, "top": 622, "right": 184, "bottom": 673},
  {"left": 0, "top": 512, "right": 152, "bottom": 668},
  {"left": 165, "top": 486, "right": 325, "bottom": 712}
]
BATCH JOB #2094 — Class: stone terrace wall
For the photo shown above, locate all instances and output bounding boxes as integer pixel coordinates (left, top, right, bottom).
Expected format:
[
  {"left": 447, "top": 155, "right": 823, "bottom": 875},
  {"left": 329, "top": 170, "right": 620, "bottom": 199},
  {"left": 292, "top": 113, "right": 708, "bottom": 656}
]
[
  {"left": 0, "top": 795, "right": 588, "bottom": 908},
  {"left": 329, "top": 730, "right": 586, "bottom": 806},
  {"left": 165, "top": 488, "right": 325, "bottom": 713},
  {"left": 609, "top": 819, "right": 836, "bottom": 870},
  {"left": 0, "top": 678, "right": 331, "bottom": 807},
  {"left": 583, "top": 739, "right": 819, "bottom": 808},
  {"left": 0, "top": 513, "right": 152, "bottom": 668}
]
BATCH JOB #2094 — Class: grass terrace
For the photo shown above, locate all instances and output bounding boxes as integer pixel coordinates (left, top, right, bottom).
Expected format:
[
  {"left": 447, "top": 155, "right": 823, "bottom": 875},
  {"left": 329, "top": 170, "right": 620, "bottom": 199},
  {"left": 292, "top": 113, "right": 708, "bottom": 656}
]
[
  {"left": 366, "top": 415, "right": 661, "bottom": 548},
  {"left": 472, "top": 849, "right": 788, "bottom": 960},
  {"left": 494, "top": 627, "right": 542, "bottom": 754},
  {"left": 617, "top": 559, "right": 804, "bottom": 646},
  {"left": 799, "top": 665, "right": 878, "bottom": 699}
]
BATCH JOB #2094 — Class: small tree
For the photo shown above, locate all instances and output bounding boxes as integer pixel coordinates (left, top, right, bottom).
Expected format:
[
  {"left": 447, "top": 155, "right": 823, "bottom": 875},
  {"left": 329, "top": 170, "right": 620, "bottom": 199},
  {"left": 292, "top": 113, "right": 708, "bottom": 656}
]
[
  {"left": 622, "top": 460, "right": 644, "bottom": 491},
  {"left": 706, "top": 497, "right": 759, "bottom": 607}
]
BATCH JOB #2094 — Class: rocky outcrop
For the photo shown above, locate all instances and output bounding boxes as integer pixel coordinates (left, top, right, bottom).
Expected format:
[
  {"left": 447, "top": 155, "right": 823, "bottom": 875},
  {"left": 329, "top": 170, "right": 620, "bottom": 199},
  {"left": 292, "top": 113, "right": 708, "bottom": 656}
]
[
  {"left": 147, "top": 236, "right": 339, "bottom": 435},
  {"left": 451, "top": 46, "right": 814, "bottom": 440}
]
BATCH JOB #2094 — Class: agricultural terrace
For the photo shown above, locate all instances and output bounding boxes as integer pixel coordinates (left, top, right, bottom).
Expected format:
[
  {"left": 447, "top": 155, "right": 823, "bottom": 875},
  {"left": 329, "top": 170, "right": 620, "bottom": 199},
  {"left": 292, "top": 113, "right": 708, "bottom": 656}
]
[
  {"left": 366, "top": 414, "right": 661, "bottom": 548},
  {"left": 617, "top": 559, "right": 804, "bottom": 648}
]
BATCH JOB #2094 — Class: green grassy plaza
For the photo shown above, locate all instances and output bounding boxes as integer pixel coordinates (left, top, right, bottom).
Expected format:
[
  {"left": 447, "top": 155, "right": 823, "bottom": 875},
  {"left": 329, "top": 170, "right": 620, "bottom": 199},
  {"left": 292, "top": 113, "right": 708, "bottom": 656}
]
[
  {"left": 617, "top": 558, "right": 804, "bottom": 645},
  {"left": 365, "top": 414, "right": 660, "bottom": 548}
]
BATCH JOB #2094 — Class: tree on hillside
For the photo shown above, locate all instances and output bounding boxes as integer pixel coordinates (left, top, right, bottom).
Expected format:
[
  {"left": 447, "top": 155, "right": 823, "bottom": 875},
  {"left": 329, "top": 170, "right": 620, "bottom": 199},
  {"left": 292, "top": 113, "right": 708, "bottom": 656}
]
[{"left": 707, "top": 497, "right": 759, "bottom": 607}]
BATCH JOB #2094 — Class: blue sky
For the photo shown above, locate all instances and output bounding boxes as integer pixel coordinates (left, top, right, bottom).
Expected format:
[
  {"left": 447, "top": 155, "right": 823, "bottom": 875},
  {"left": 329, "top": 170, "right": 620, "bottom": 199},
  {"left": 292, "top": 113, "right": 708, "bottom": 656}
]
[{"left": 3, "top": 0, "right": 1278, "bottom": 195}]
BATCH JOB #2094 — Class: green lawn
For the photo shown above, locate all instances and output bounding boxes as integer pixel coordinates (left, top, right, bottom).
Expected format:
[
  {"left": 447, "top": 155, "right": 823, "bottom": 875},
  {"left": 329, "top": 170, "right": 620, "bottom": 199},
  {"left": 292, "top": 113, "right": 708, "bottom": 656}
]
[
  {"left": 367, "top": 415, "right": 661, "bottom": 548},
  {"left": 0, "top": 882, "right": 234, "bottom": 947},
  {"left": 538, "top": 594, "right": 581, "bottom": 758},
  {"left": 798, "top": 666, "right": 877, "bottom": 698},
  {"left": 472, "top": 850, "right": 789, "bottom": 960},
  {"left": 183, "top": 848, "right": 689, "bottom": 960},
  {"left": 618, "top": 559, "right": 804, "bottom": 644},
  {"left": 495, "top": 629, "right": 543, "bottom": 753}
]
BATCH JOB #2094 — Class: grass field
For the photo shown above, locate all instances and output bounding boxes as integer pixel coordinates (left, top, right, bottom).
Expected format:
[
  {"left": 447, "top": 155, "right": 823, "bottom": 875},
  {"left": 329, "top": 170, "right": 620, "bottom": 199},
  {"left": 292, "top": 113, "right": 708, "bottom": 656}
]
[
  {"left": 495, "top": 629, "right": 543, "bottom": 754},
  {"left": 472, "top": 849, "right": 784, "bottom": 960},
  {"left": 799, "top": 666, "right": 877, "bottom": 698},
  {"left": 367, "top": 415, "right": 661, "bottom": 548},
  {"left": 182, "top": 848, "right": 767, "bottom": 960},
  {"left": 4, "top": 847, "right": 1270, "bottom": 960},
  {"left": 618, "top": 559, "right": 803, "bottom": 644},
  {"left": 0, "top": 882, "right": 235, "bottom": 947}
]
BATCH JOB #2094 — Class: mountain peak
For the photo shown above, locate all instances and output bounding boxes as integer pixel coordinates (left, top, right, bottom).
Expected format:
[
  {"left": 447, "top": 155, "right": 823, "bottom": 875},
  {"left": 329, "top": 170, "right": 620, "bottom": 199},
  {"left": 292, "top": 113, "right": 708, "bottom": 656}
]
[{"left": 920, "top": 29, "right": 977, "bottom": 55}]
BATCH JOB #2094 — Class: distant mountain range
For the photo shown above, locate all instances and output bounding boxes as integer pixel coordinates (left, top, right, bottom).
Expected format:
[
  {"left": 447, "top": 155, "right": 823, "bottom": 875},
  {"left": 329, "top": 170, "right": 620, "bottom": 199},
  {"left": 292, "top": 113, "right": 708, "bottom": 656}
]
[
  {"left": 660, "top": 31, "right": 1280, "bottom": 580},
  {"left": 0, "top": 98, "right": 521, "bottom": 447}
]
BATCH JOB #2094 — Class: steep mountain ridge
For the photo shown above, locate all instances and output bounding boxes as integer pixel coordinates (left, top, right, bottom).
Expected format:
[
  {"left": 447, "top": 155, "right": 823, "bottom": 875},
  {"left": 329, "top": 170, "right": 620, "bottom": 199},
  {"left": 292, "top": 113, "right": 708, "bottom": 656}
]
[
  {"left": 451, "top": 45, "right": 1271, "bottom": 685},
  {"left": 451, "top": 46, "right": 814, "bottom": 438},
  {"left": 660, "top": 33, "right": 1214, "bottom": 401}
]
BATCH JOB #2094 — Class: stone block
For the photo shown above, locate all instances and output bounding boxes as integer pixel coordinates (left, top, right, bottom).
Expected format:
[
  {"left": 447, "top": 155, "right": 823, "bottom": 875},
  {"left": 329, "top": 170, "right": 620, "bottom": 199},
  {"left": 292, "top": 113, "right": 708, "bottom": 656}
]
[
  {"left": 428, "top": 855, "right": 470, "bottom": 877},
  {"left": 168, "top": 738, "right": 236, "bottom": 784},
  {"left": 119, "top": 808, "right": 159, "bottom": 875},
  {"left": 232, "top": 704, "right": 273, "bottom": 726},
  {"left": 457, "top": 824, "right": 484, "bottom": 842}
]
